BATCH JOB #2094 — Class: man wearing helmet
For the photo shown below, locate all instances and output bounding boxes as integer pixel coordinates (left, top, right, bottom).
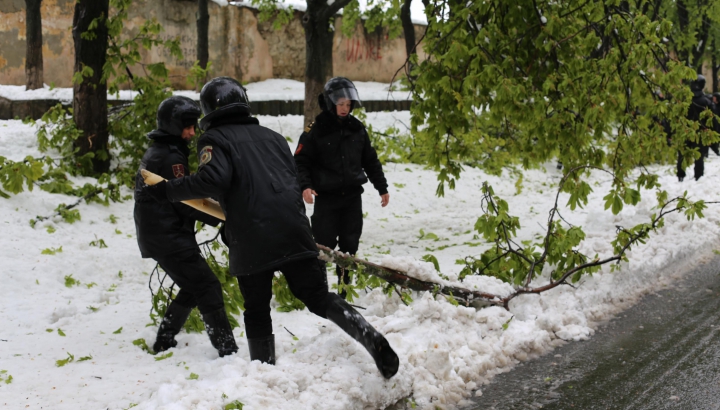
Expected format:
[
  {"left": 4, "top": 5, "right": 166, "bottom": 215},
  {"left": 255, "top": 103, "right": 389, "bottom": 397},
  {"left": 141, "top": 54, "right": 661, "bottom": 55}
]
[
  {"left": 134, "top": 96, "right": 238, "bottom": 357},
  {"left": 294, "top": 77, "right": 389, "bottom": 298},
  {"left": 143, "top": 77, "right": 399, "bottom": 379},
  {"left": 678, "top": 74, "right": 716, "bottom": 181}
]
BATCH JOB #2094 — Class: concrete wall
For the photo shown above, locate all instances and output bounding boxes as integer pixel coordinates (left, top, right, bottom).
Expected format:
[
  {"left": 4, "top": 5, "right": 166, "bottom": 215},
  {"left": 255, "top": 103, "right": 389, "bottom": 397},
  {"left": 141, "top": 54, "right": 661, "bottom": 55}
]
[
  {"left": 0, "top": 0, "right": 425, "bottom": 89},
  {"left": 0, "top": 0, "right": 75, "bottom": 87}
]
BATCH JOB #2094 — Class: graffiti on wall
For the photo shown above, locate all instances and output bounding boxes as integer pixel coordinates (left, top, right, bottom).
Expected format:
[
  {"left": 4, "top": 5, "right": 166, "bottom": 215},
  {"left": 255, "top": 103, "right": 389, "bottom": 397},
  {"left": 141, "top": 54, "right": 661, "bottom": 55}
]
[
  {"left": 157, "top": 33, "right": 197, "bottom": 69},
  {"left": 344, "top": 36, "right": 383, "bottom": 63}
]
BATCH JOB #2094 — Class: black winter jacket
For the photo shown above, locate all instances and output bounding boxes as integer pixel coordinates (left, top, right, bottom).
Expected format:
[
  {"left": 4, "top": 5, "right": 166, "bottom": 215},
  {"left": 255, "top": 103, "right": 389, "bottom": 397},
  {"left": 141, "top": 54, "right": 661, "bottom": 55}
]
[
  {"left": 165, "top": 106, "right": 318, "bottom": 276},
  {"left": 688, "top": 92, "right": 715, "bottom": 125},
  {"left": 134, "top": 131, "right": 221, "bottom": 258},
  {"left": 294, "top": 111, "right": 388, "bottom": 196}
]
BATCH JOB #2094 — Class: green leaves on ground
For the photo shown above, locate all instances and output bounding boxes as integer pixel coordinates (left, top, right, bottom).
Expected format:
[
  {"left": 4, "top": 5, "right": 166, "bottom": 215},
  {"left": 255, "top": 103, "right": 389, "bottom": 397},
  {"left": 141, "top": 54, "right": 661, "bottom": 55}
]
[
  {"left": 42, "top": 246, "right": 63, "bottom": 255},
  {"left": 133, "top": 338, "right": 152, "bottom": 354},
  {"left": 224, "top": 400, "right": 244, "bottom": 410},
  {"left": 0, "top": 370, "right": 12, "bottom": 384},
  {"left": 55, "top": 353, "right": 92, "bottom": 367}
]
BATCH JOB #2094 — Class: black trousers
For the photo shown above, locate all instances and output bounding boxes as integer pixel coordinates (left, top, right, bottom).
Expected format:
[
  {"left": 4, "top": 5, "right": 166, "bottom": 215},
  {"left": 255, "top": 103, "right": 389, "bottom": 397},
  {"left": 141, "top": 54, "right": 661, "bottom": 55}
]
[
  {"left": 677, "top": 143, "right": 709, "bottom": 180},
  {"left": 154, "top": 248, "right": 224, "bottom": 314},
  {"left": 236, "top": 257, "right": 332, "bottom": 339},
  {"left": 311, "top": 192, "right": 363, "bottom": 256}
]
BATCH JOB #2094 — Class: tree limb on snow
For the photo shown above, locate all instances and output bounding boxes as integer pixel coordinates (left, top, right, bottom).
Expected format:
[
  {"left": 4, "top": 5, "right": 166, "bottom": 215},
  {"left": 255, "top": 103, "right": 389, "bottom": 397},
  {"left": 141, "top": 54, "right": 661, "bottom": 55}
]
[{"left": 316, "top": 244, "right": 504, "bottom": 307}]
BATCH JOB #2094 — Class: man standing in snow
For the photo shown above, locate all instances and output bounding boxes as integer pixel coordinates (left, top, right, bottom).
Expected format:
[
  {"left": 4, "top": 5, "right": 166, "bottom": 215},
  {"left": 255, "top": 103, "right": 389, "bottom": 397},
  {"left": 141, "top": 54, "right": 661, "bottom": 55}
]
[
  {"left": 294, "top": 77, "right": 389, "bottom": 299},
  {"left": 134, "top": 96, "right": 238, "bottom": 357},
  {"left": 677, "top": 74, "right": 715, "bottom": 181},
  {"left": 143, "top": 77, "right": 399, "bottom": 379}
]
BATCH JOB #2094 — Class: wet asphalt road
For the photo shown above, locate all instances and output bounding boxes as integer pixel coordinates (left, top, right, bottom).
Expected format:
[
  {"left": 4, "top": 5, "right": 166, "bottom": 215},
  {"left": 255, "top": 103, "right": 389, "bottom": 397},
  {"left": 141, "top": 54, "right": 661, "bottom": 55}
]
[{"left": 468, "top": 257, "right": 720, "bottom": 410}]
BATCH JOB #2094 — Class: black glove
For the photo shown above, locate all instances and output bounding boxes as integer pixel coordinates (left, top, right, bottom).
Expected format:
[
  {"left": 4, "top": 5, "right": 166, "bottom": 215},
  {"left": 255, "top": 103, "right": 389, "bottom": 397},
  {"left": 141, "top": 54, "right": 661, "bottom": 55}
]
[
  {"left": 145, "top": 180, "right": 168, "bottom": 202},
  {"left": 218, "top": 223, "right": 229, "bottom": 246}
]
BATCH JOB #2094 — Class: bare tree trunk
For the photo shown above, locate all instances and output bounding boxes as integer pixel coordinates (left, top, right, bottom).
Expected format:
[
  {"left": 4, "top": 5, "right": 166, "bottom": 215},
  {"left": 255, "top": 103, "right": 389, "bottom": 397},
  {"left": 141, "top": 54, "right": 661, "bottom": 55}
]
[
  {"left": 400, "top": 0, "right": 416, "bottom": 58},
  {"left": 25, "top": 0, "right": 44, "bottom": 90},
  {"left": 713, "top": 38, "right": 719, "bottom": 93},
  {"left": 675, "top": 0, "right": 691, "bottom": 66},
  {"left": 197, "top": 0, "right": 209, "bottom": 69},
  {"left": 301, "top": 0, "right": 351, "bottom": 126},
  {"left": 72, "top": 0, "right": 110, "bottom": 175}
]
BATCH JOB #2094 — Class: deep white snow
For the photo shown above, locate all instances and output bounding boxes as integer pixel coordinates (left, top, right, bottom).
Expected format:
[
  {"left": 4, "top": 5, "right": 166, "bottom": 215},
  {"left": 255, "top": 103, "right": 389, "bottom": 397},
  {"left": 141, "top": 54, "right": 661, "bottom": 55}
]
[{"left": 1, "top": 82, "right": 719, "bottom": 410}]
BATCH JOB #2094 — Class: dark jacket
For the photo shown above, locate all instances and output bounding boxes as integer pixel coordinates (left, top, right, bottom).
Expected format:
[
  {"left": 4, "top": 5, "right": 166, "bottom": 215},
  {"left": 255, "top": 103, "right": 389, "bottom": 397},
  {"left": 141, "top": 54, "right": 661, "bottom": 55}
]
[
  {"left": 688, "top": 92, "right": 715, "bottom": 125},
  {"left": 165, "top": 106, "right": 318, "bottom": 276},
  {"left": 708, "top": 94, "right": 720, "bottom": 134},
  {"left": 294, "top": 111, "right": 388, "bottom": 196},
  {"left": 134, "top": 131, "right": 221, "bottom": 258}
]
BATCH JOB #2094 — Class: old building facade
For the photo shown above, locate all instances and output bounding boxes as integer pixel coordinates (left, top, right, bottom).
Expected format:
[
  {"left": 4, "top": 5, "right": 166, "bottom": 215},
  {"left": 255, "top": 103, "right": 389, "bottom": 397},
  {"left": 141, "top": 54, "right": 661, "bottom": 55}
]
[{"left": 0, "top": 0, "right": 426, "bottom": 89}]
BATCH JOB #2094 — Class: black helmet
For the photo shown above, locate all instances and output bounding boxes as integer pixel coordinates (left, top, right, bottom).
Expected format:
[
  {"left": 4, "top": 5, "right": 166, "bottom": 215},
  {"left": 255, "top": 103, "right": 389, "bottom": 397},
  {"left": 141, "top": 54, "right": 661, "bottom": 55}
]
[
  {"left": 199, "top": 76, "right": 250, "bottom": 115},
  {"left": 690, "top": 74, "right": 706, "bottom": 93},
  {"left": 320, "top": 77, "right": 362, "bottom": 113},
  {"left": 156, "top": 96, "right": 201, "bottom": 137},
  {"left": 199, "top": 77, "right": 251, "bottom": 130},
  {"left": 713, "top": 92, "right": 720, "bottom": 101}
]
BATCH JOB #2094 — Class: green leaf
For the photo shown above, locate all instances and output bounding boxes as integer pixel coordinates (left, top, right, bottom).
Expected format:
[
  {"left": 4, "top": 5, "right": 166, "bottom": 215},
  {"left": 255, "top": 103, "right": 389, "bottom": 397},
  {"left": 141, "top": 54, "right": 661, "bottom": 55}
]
[
  {"left": 224, "top": 400, "right": 245, "bottom": 410},
  {"left": 421, "top": 254, "right": 441, "bottom": 272},
  {"left": 64, "top": 274, "right": 79, "bottom": 287},
  {"left": 55, "top": 352, "right": 75, "bottom": 367},
  {"left": 42, "top": 246, "right": 63, "bottom": 255},
  {"left": 154, "top": 352, "right": 173, "bottom": 361},
  {"left": 133, "top": 338, "right": 152, "bottom": 354},
  {"left": 502, "top": 316, "right": 514, "bottom": 331}
]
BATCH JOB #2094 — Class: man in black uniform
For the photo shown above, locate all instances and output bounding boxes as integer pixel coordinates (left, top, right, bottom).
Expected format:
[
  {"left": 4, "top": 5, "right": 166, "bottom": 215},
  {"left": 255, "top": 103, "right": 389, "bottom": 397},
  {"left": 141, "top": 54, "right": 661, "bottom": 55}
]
[
  {"left": 134, "top": 96, "right": 238, "bottom": 357},
  {"left": 294, "top": 77, "right": 389, "bottom": 298},
  {"left": 143, "top": 77, "right": 399, "bottom": 379},
  {"left": 708, "top": 91, "right": 720, "bottom": 156},
  {"left": 678, "top": 74, "right": 715, "bottom": 181}
]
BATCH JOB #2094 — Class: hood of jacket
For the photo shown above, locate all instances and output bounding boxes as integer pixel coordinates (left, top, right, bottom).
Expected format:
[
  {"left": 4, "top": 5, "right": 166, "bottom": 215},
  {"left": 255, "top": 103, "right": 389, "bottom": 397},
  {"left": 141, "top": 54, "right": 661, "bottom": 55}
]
[{"left": 146, "top": 129, "right": 190, "bottom": 158}]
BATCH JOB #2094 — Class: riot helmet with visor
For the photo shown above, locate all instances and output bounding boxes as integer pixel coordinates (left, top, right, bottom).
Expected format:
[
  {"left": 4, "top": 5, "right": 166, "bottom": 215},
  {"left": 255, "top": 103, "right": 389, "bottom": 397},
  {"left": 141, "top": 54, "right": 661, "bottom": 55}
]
[{"left": 321, "top": 77, "right": 362, "bottom": 114}]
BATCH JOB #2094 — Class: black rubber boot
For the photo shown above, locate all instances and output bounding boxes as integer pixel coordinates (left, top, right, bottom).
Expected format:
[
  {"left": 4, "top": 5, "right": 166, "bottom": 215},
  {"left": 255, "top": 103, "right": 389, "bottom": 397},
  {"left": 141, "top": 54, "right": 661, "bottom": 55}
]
[
  {"left": 318, "top": 259, "right": 329, "bottom": 288},
  {"left": 248, "top": 334, "right": 276, "bottom": 364},
  {"left": 202, "top": 308, "right": 239, "bottom": 357},
  {"left": 325, "top": 294, "right": 399, "bottom": 379},
  {"left": 153, "top": 301, "right": 193, "bottom": 353}
]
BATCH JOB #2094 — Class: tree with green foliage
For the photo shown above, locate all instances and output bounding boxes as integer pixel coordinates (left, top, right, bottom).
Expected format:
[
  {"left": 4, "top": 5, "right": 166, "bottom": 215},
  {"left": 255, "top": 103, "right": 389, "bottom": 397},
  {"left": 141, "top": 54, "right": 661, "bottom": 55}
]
[
  {"left": 252, "top": 0, "right": 408, "bottom": 124},
  {"left": 403, "top": 0, "right": 720, "bottom": 301},
  {"left": 666, "top": 0, "right": 716, "bottom": 73},
  {"left": 300, "top": 0, "right": 353, "bottom": 122}
]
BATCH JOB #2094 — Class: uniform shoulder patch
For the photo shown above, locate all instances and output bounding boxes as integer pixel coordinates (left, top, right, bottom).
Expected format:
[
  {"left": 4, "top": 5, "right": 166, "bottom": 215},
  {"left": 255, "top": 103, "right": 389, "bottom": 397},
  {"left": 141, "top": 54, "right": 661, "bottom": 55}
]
[
  {"left": 171, "top": 164, "right": 185, "bottom": 178},
  {"left": 199, "top": 146, "right": 213, "bottom": 167},
  {"left": 304, "top": 121, "right": 314, "bottom": 133}
]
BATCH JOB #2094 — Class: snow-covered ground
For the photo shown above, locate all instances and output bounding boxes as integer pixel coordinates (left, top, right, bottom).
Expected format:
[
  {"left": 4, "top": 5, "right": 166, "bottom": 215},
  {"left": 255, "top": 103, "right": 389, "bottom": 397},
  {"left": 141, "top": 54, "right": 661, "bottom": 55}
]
[
  {"left": 0, "top": 79, "right": 411, "bottom": 103},
  {"left": 1, "top": 87, "right": 720, "bottom": 409}
]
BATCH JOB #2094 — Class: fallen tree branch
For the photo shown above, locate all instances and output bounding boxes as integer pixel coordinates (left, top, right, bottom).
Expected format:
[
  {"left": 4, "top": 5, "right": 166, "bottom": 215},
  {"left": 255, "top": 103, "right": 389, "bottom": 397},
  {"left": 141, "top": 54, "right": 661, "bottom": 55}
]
[{"left": 316, "top": 244, "right": 504, "bottom": 307}]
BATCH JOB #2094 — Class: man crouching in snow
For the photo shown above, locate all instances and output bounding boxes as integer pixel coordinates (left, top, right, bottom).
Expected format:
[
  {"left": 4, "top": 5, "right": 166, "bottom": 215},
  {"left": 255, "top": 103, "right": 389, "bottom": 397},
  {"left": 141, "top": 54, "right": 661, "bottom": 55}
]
[
  {"left": 134, "top": 96, "right": 239, "bottom": 358},
  {"left": 142, "top": 77, "right": 399, "bottom": 379}
]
